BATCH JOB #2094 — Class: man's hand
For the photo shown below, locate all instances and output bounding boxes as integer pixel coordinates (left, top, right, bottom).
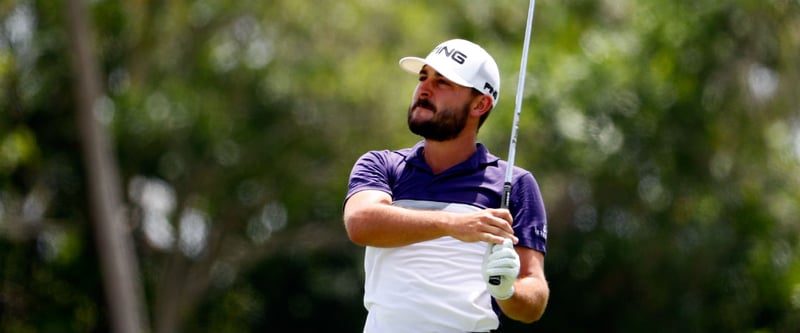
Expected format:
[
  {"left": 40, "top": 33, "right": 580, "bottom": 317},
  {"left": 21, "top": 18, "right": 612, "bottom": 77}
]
[
  {"left": 483, "top": 238, "right": 520, "bottom": 300},
  {"left": 446, "top": 209, "right": 519, "bottom": 245}
]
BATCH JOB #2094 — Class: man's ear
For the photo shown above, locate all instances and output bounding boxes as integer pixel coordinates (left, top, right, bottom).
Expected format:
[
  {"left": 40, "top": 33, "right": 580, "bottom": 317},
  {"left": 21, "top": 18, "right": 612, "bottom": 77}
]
[{"left": 471, "top": 94, "right": 493, "bottom": 117}]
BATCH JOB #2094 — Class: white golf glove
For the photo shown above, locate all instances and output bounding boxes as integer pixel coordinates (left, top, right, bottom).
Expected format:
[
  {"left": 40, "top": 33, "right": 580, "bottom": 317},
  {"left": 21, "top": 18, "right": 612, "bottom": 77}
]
[{"left": 482, "top": 238, "right": 520, "bottom": 300}]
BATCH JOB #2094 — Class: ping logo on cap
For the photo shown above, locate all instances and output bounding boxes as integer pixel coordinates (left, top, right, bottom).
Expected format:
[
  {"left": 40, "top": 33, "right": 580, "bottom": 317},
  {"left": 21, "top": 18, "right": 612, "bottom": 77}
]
[
  {"left": 484, "top": 82, "right": 498, "bottom": 100},
  {"left": 433, "top": 45, "right": 467, "bottom": 65}
]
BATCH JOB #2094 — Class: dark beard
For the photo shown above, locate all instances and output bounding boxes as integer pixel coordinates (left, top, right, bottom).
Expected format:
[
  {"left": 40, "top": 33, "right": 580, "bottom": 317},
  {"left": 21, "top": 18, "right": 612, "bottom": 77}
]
[{"left": 407, "top": 99, "right": 470, "bottom": 142}]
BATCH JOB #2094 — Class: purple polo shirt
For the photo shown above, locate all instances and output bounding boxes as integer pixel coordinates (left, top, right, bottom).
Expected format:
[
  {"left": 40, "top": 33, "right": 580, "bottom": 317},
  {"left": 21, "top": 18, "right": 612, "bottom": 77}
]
[{"left": 345, "top": 141, "right": 547, "bottom": 253}]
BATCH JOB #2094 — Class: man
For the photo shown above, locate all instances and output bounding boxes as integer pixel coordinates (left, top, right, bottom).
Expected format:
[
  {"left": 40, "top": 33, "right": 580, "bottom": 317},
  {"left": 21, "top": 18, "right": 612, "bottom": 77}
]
[{"left": 343, "top": 38, "right": 549, "bottom": 332}]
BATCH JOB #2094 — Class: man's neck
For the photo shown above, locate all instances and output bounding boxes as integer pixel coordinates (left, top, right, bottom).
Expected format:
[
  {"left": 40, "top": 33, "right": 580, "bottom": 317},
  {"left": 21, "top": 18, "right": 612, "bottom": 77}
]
[{"left": 422, "top": 135, "right": 477, "bottom": 174}]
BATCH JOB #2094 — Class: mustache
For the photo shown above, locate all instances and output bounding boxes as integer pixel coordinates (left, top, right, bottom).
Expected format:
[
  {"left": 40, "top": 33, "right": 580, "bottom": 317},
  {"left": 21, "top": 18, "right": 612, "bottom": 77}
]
[{"left": 412, "top": 99, "right": 436, "bottom": 112}]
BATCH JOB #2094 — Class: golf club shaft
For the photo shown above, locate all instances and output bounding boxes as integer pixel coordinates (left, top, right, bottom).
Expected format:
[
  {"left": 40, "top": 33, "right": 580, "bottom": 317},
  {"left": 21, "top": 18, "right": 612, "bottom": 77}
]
[{"left": 489, "top": 0, "right": 536, "bottom": 287}]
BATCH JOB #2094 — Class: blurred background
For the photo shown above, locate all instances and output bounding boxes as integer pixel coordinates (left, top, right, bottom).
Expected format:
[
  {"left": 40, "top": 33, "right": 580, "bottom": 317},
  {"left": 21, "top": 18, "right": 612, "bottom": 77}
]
[{"left": 1, "top": 0, "right": 799, "bottom": 332}]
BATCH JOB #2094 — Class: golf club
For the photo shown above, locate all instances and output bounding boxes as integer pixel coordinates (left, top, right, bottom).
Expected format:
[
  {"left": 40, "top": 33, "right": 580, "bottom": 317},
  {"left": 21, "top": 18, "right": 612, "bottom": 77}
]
[{"left": 489, "top": 0, "right": 536, "bottom": 286}]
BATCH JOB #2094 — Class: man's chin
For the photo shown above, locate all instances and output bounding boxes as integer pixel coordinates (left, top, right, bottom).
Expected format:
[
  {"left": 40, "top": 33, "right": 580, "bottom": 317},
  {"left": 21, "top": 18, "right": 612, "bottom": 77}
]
[{"left": 409, "top": 125, "right": 455, "bottom": 142}]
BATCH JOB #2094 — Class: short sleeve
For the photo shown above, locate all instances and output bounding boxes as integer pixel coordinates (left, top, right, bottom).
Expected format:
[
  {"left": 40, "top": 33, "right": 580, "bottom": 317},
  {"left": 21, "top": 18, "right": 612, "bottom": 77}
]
[
  {"left": 510, "top": 171, "right": 547, "bottom": 254},
  {"left": 344, "top": 151, "right": 394, "bottom": 205}
]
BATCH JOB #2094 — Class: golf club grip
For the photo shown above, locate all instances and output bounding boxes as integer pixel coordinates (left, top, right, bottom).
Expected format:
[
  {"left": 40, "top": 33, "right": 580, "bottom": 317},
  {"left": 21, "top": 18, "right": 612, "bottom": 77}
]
[{"left": 488, "top": 183, "right": 513, "bottom": 286}]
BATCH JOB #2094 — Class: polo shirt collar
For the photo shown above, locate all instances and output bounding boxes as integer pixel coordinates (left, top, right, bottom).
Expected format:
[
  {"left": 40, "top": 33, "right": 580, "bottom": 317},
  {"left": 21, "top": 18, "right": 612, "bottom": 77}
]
[{"left": 406, "top": 140, "right": 499, "bottom": 172}]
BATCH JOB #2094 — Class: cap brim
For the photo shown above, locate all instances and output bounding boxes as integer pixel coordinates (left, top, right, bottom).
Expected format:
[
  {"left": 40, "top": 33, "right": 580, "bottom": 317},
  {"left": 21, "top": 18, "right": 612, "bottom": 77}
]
[
  {"left": 398, "top": 56, "right": 473, "bottom": 88},
  {"left": 398, "top": 57, "right": 425, "bottom": 75}
]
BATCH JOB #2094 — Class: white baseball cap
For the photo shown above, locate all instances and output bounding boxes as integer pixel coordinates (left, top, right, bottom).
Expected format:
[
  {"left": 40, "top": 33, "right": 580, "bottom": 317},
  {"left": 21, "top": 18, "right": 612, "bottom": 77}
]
[{"left": 399, "top": 39, "right": 501, "bottom": 107}]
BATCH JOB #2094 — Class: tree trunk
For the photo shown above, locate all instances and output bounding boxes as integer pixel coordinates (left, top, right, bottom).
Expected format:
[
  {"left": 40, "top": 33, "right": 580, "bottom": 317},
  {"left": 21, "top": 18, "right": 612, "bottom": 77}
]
[{"left": 64, "top": 0, "right": 149, "bottom": 332}]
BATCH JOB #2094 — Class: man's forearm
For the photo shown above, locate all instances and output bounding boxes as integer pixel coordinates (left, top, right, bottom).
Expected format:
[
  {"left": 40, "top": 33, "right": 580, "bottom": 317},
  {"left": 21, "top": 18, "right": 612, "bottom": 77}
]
[
  {"left": 496, "top": 275, "right": 550, "bottom": 323},
  {"left": 344, "top": 190, "right": 517, "bottom": 247},
  {"left": 345, "top": 203, "right": 453, "bottom": 247}
]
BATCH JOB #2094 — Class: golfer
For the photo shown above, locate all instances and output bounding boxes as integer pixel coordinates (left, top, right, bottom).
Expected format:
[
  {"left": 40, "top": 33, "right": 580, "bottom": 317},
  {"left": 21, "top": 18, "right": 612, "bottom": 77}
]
[{"left": 344, "top": 39, "right": 549, "bottom": 332}]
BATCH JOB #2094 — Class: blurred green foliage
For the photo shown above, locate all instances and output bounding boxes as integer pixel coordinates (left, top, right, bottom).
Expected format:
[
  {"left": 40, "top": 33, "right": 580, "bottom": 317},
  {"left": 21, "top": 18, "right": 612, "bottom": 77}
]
[{"left": 1, "top": 0, "right": 799, "bottom": 332}]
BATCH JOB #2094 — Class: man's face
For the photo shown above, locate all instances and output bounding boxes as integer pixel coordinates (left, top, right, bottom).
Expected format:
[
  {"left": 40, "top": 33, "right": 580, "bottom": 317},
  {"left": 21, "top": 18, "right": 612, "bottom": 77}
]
[{"left": 407, "top": 66, "right": 474, "bottom": 141}]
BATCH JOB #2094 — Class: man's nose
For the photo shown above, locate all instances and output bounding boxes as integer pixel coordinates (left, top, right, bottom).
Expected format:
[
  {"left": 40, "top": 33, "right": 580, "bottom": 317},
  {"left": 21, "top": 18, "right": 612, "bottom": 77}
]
[{"left": 417, "top": 80, "right": 432, "bottom": 98}]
